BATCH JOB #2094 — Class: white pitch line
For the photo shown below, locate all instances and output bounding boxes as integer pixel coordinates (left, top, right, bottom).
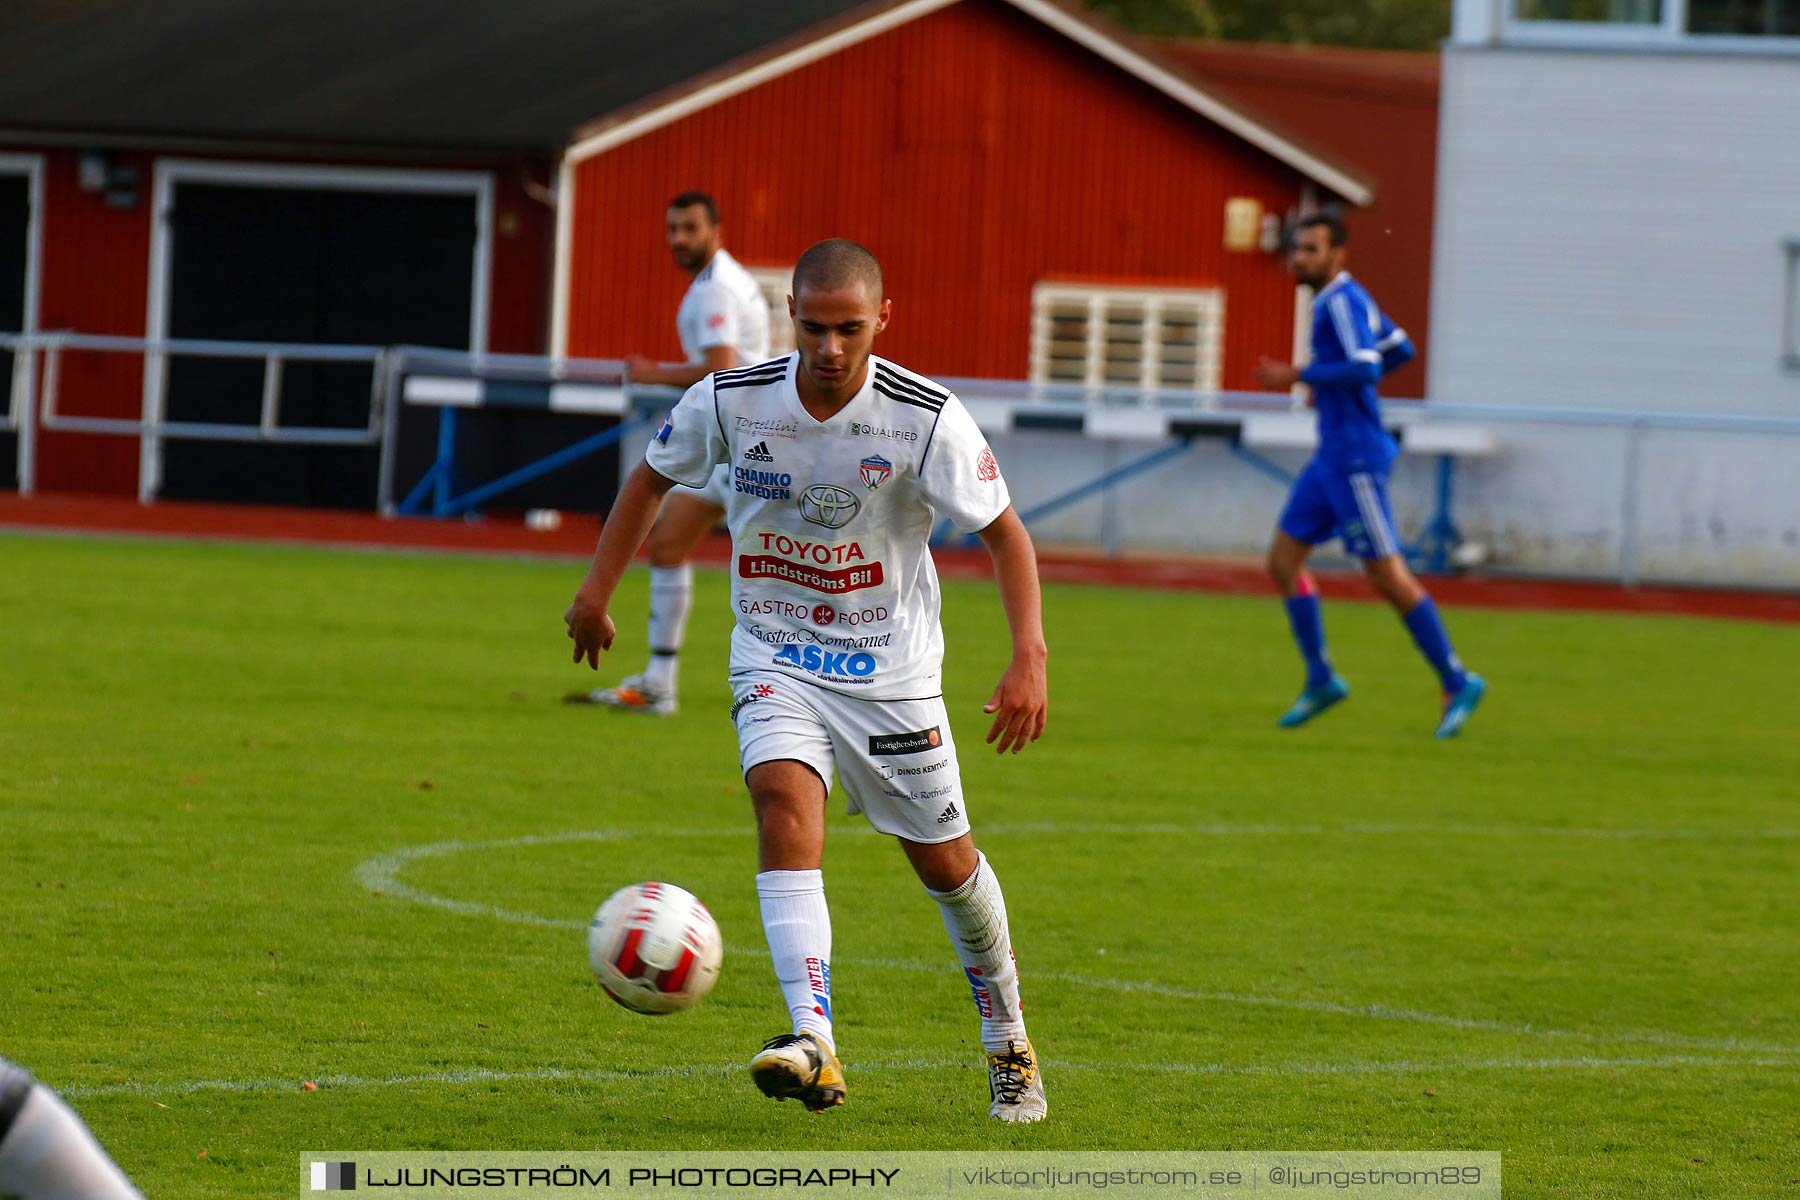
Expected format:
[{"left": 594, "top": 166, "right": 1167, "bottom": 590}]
[
  {"left": 58, "top": 1052, "right": 1795, "bottom": 1103},
  {"left": 1025, "top": 971, "right": 1800, "bottom": 1058},
  {"left": 983, "top": 821, "right": 1800, "bottom": 842},
  {"left": 348, "top": 831, "right": 1800, "bottom": 1062}
]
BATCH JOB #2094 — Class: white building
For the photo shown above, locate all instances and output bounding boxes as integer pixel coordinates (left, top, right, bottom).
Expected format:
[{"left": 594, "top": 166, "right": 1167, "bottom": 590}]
[{"left": 1432, "top": 0, "right": 1800, "bottom": 416}]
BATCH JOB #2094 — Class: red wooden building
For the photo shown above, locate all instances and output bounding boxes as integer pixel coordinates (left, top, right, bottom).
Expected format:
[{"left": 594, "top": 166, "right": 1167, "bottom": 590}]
[
  {"left": 0, "top": 152, "right": 554, "bottom": 501},
  {"left": 558, "top": 0, "right": 1372, "bottom": 390},
  {"left": 1, "top": 0, "right": 1373, "bottom": 506}
]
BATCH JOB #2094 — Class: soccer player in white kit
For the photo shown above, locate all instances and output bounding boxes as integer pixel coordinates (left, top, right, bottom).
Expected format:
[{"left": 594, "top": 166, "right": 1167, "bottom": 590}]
[
  {"left": 565, "top": 239, "right": 1049, "bottom": 1123},
  {"left": 567, "top": 191, "right": 771, "bottom": 716}
]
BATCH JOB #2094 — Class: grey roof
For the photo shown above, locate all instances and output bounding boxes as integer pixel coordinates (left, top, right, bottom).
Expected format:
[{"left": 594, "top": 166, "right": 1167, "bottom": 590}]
[{"left": 0, "top": 0, "right": 865, "bottom": 152}]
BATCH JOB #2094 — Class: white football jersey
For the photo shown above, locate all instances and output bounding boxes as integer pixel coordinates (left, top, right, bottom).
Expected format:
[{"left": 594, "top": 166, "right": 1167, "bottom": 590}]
[
  {"left": 646, "top": 353, "right": 1010, "bottom": 700},
  {"left": 676, "top": 248, "right": 771, "bottom": 367}
]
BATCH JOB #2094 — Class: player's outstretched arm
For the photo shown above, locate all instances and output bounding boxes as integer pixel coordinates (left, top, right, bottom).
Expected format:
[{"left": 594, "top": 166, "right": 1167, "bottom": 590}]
[
  {"left": 974, "top": 506, "right": 1048, "bottom": 755},
  {"left": 628, "top": 345, "right": 739, "bottom": 390},
  {"left": 565, "top": 462, "right": 679, "bottom": 669}
]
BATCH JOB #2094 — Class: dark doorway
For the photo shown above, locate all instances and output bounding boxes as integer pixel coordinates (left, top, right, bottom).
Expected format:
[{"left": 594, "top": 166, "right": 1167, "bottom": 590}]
[
  {"left": 158, "top": 176, "right": 620, "bottom": 514},
  {"left": 160, "top": 181, "right": 477, "bottom": 509},
  {"left": 0, "top": 171, "right": 30, "bottom": 491}
]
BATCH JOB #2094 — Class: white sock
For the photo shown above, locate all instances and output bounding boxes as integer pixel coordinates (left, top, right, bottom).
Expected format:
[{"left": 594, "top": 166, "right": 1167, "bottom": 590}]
[
  {"left": 926, "top": 851, "right": 1028, "bottom": 1052},
  {"left": 756, "top": 869, "right": 834, "bottom": 1051},
  {"left": 0, "top": 1070, "right": 145, "bottom": 1200},
  {"left": 644, "top": 565, "right": 694, "bottom": 694},
  {"left": 642, "top": 652, "right": 678, "bottom": 695}
]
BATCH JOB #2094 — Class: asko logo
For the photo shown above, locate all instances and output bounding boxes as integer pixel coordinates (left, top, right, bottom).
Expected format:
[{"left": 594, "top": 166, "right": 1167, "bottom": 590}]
[{"left": 774, "top": 644, "right": 877, "bottom": 678}]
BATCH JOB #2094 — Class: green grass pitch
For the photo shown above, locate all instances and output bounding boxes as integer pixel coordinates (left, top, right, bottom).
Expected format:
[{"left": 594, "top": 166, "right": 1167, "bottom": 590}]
[{"left": 2, "top": 531, "right": 1795, "bottom": 1198}]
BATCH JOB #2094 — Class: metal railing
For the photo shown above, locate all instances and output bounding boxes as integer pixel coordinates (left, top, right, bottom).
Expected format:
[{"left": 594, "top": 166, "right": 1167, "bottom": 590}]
[
  {"left": 379, "top": 345, "right": 674, "bottom": 517},
  {"left": 7, "top": 333, "right": 1800, "bottom": 587},
  {"left": 1, "top": 331, "right": 387, "bottom": 501}
]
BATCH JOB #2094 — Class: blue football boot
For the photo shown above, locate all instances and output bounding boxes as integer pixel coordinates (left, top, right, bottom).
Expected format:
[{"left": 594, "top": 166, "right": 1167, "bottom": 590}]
[
  {"left": 1435, "top": 674, "right": 1487, "bottom": 739},
  {"left": 1277, "top": 675, "right": 1350, "bottom": 728}
]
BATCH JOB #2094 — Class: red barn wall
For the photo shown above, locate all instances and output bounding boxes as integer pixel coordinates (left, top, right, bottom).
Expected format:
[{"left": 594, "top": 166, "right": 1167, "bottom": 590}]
[
  {"left": 7, "top": 146, "right": 552, "bottom": 496},
  {"left": 565, "top": 0, "right": 1312, "bottom": 387},
  {"left": 33, "top": 148, "right": 155, "bottom": 494}
]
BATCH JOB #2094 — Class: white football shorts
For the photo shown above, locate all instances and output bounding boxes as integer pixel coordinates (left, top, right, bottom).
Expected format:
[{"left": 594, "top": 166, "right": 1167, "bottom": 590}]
[
  {"left": 671, "top": 462, "right": 731, "bottom": 509},
  {"left": 729, "top": 670, "right": 970, "bottom": 844}
]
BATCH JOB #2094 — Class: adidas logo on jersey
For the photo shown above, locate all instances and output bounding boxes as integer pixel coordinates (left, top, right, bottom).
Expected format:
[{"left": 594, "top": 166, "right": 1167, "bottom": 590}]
[
  {"left": 937, "top": 801, "right": 961, "bottom": 824},
  {"left": 743, "top": 441, "right": 775, "bottom": 463}
]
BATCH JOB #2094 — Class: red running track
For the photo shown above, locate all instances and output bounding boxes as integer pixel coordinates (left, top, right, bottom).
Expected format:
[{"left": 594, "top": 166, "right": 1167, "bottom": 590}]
[{"left": 3, "top": 492, "right": 1797, "bottom": 625}]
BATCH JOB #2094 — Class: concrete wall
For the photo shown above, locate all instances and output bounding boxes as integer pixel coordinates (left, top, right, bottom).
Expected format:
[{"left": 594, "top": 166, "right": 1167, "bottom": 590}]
[
  {"left": 615, "top": 391, "right": 1800, "bottom": 589},
  {"left": 1429, "top": 47, "right": 1800, "bottom": 417},
  {"left": 985, "top": 419, "right": 1800, "bottom": 589}
]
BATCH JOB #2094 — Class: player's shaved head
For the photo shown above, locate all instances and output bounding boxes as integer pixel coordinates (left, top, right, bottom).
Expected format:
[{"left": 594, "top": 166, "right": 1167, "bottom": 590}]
[
  {"left": 787, "top": 239, "right": 891, "bottom": 409},
  {"left": 793, "top": 238, "right": 883, "bottom": 302}
]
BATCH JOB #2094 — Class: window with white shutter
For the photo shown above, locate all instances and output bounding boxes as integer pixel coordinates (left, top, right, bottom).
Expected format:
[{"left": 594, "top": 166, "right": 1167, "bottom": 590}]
[
  {"left": 745, "top": 265, "right": 796, "bottom": 358},
  {"left": 1030, "top": 283, "right": 1225, "bottom": 393}
]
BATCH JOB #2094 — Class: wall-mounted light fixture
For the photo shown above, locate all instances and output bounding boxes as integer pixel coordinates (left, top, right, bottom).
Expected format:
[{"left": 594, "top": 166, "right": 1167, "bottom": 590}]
[
  {"left": 77, "top": 149, "right": 111, "bottom": 192},
  {"left": 76, "top": 149, "right": 138, "bottom": 209}
]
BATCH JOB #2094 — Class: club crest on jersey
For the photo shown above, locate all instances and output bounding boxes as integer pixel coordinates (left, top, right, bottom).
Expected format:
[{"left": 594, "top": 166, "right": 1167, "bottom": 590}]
[
  {"left": 859, "top": 455, "right": 892, "bottom": 491},
  {"left": 799, "top": 484, "right": 860, "bottom": 529}
]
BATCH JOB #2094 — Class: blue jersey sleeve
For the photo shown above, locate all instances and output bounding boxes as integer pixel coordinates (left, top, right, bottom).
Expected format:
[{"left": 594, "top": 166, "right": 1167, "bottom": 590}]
[
  {"left": 1299, "top": 358, "right": 1381, "bottom": 387},
  {"left": 1300, "top": 286, "right": 1384, "bottom": 387},
  {"left": 1375, "top": 310, "right": 1415, "bottom": 376}
]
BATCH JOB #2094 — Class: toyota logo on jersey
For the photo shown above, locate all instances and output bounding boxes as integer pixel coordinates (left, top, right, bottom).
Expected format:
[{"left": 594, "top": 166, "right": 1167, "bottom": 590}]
[{"left": 799, "top": 484, "right": 860, "bottom": 529}]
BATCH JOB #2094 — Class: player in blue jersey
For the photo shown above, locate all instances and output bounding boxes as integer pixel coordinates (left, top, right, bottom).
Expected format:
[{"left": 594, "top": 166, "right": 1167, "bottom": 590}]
[{"left": 1252, "top": 213, "right": 1485, "bottom": 738}]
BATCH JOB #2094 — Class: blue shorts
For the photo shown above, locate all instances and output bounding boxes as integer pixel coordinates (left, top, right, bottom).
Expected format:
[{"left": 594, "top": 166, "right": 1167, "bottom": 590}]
[{"left": 1278, "top": 457, "right": 1403, "bottom": 560}]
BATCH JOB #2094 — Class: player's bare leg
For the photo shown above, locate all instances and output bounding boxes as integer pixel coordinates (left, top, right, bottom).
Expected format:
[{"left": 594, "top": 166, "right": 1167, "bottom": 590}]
[
  {"left": 566, "top": 493, "right": 723, "bottom": 714},
  {"left": 1270, "top": 531, "right": 1349, "bottom": 727},
  {"left": 745, "top": 760, "right": 845, "bottom": 1111},
  {"left": 905, "top": 834, "right": 1046, "bottom": 1124},
  {"left": 1360, "top": 552, "right": 1426, "bottom": 612},
  {"left": 1266, "top": 529, "right": 1312, "bottom": 600},
  {"left": 1363, "top": 553, "right": 1486, "bottom": 736}
]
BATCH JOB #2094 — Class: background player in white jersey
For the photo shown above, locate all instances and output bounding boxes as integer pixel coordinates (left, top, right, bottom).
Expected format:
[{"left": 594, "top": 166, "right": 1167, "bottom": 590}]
[
  {"left": 566, "top": 191, "right": 772, "bottom": 716},
  {"left": 564, "top": 239, "right": 1050, "bottom": 1123},
  {"left": 0, "top": 1055, "right": 145, "bottom": 1199}
]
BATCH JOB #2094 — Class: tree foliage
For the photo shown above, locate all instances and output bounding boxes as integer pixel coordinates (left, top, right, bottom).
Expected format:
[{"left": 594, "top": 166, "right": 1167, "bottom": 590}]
[{"left": 1087, "top": 0, "right": 1451, "bottom": 50}]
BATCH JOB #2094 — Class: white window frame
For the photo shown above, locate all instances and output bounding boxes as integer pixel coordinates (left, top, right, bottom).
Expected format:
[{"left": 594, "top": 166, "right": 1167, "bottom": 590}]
[
  {"left": 1029, "top": 282, "right": 1225, "bottom": 394},
  {"left": 744, "top": 264, "right": 797, "bottom": 359},
  {"left": 1502, "top": 0, "right": 1800, "bottom": 50},
  {"left": 1783, "top": 238, "right": 1800, "bottom": 371},
  {"left": 0, "top": 154, "right": 45, "bottom": 494}
]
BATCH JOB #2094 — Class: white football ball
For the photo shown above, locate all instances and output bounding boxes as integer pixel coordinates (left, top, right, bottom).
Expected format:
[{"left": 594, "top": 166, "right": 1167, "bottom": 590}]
[{"left": 587, "top": 882, "right": 723, "bottom": 1015}]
